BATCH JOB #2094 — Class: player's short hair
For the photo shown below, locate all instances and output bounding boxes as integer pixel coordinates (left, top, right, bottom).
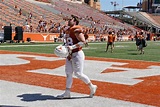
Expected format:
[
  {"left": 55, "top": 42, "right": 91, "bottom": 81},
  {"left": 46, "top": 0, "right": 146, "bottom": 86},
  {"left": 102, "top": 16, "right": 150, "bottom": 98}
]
[
  {"left": 71, "top": 15, "right": 79, "bottom": 25},
  {"left": 108, "top": 31, "right": 112, "bottom": 35},
  {"left": 140, "top": 31, "right": 143, "bottom": 35}
]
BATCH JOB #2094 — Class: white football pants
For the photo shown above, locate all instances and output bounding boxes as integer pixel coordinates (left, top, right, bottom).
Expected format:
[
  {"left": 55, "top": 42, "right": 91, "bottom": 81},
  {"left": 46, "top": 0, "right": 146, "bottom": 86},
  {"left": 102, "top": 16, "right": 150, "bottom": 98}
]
[{"left": 65, "top": 50, "right": 91, "bottom": 88}]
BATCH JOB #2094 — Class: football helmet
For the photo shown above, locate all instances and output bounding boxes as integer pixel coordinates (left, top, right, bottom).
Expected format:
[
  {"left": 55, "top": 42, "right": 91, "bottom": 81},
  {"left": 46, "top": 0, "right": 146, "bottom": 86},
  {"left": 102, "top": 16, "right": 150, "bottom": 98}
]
[{"left": 54, "top": 45, "right": 69, "bottom": 58}]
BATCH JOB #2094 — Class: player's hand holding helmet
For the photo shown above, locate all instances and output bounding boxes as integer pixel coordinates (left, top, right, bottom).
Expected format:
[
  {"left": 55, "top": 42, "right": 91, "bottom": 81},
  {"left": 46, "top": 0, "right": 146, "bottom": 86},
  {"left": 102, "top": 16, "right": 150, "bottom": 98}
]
[{"left": 54, "top": 45, "right": 69, "bottom": 58}]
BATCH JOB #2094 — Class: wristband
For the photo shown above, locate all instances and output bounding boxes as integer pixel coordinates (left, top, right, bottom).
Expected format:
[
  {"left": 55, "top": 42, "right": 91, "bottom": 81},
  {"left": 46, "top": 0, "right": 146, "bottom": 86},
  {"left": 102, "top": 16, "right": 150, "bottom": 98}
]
[{"left": 71, "top": 42, "right": 84, "bottom": 50}]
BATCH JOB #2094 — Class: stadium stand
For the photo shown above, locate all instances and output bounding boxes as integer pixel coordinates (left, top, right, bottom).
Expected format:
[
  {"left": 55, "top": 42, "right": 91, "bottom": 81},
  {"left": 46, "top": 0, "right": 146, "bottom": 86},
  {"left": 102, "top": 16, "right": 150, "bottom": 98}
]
[
  {"left": 122, "top": 11, "right": 160, "bottom": 29},
  {"left": 37, "top": 0, "right": 138, "bottom": 31},
  {"left": 0, "top": 0, "right": 137, "bottom": 31},
  {"left": 35, "top": 0, "right": 50, "bottom": 3},
  {"left": 147, "top": 13, "right": 160, "bottom": 25},
  {"left": 0, "top": 0, "right": 63, "bottom": 32},
  {"left": 1, "top": 0, "right": 158, "bottom": 42}
]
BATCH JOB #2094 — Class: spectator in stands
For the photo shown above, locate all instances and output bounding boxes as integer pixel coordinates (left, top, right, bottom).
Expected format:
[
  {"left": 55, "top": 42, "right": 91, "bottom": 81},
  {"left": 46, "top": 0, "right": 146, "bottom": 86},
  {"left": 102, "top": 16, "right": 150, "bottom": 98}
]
[
  {"left": 30, "top": 24, "right": 33, "bottom": 32},
  {"left": 90, "top": 21, "right": 96, "bottom": 28},
  {"left": 28, "top": 12, "right": 32, "bottom": 23},
  {"left": 14, "top": 5, "right": 17, "bottom": 9},
  {"left": 48, "top": 21, "right": 55, "bottom": 32},
  {"left": 37, "top": 19, "right": 47, "bottom": 32},
  {"left": 56, "top": 23, "right": 61, "bottom": 33},
  {"left": 94, "top": 30, "right": 101, "bottom": 42},
  {"left": 24, "top": 19, "right": 30, "bottom": 32},
  {"left": 43, "top": 21, "right": 48, "bottom": 32},
  {"left": 19, "top": 8, "right": 22, "bottom": 16},
  {"left": 1, "top": 25, "right": 4, "bottom": 30},
  {"left": 83, "top": 27, "right": 89, "bottom": 47},
  {"left": 59, "top": 25, "right": 65, "bottom": 38},
  {"left": 117, "top": 30, "right": 122, "bottom": 41},
  {"left": 37, "top": 20, "right": 41, "bottom": 32},
  {"left": 25, "top": 24, "right": 30, "bottom": 32},
  {"left": 146, "top": 32, "right": 151, "bottom": 41}
]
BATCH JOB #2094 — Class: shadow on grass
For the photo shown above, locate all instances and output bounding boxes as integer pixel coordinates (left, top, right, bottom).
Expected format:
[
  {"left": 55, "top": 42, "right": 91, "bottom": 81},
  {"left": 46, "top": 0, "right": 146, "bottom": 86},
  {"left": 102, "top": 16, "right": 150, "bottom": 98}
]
[
  {"left": 127, "top": 53, "right": 138, "bottom": 55},
  {"left": 127, "top": 49, "right": 137, "bottom": 51}
]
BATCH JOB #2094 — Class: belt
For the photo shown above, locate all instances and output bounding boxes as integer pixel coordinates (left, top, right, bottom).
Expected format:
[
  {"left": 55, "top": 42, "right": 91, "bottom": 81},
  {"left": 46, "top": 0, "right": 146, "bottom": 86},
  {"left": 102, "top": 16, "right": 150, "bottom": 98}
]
[{"left": 72, "top": 48, "right": 82, "bottom": 53}]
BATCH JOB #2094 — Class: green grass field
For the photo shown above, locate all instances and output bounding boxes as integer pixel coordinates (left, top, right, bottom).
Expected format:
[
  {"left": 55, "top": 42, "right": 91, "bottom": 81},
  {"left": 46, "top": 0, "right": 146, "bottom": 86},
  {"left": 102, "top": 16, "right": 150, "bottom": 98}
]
[{"left": 0, "top": 41, "right": 159, "bottom": 62}]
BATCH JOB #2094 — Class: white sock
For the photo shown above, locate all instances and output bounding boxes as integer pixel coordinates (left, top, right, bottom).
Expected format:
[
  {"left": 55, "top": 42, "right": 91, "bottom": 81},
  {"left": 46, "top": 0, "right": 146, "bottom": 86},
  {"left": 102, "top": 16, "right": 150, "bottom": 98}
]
[
  {"left": 89, "top": 83, "right": 94, "bottom": 89},
  {"left": 65, "top": 88, "right": 70, "bottom": 94}
]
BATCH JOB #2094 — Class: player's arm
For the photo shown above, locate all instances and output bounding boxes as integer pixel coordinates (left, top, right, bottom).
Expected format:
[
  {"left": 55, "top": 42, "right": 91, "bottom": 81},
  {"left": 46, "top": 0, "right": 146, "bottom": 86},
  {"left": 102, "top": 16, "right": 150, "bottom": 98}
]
[
  {"left": 69, "top": 29, "right": 87, "bottom": 50},
  {"left": 75, "top": 32, "right": 86, "bottom": 44}
]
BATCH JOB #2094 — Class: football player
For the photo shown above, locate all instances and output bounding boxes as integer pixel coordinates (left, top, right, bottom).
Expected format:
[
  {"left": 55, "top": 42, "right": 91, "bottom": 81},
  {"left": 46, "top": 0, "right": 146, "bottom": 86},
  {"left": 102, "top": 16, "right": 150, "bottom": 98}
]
[{"left": 57, "top": 16, "right": 97, "bottom": 98}]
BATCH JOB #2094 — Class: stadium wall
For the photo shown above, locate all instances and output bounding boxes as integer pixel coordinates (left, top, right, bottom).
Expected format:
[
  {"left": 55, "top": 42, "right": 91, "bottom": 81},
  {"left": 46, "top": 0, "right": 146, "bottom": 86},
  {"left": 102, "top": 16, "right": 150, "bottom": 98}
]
[
  {"left": 11, "top": 33, "right": 99, "bottom": 42},
  {"left": 12, "top": 33, "right": 59, "bottom": 42},
  {"left": 11, "top": 33, "right": 134, "bottom": 42}
]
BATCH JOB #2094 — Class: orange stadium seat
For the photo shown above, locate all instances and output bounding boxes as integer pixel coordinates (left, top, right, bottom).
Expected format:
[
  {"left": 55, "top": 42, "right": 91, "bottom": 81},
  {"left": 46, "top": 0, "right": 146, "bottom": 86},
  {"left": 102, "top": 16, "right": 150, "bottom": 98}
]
[{"left": 1, "top": 0, "right": 158, "bottom": 42}]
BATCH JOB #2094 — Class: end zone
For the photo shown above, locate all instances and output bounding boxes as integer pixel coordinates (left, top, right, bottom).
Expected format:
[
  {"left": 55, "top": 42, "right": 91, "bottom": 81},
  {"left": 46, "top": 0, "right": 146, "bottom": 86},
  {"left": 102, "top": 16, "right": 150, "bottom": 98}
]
[{"left": 0, "top": 51, "right": 159, "bottom": 107}]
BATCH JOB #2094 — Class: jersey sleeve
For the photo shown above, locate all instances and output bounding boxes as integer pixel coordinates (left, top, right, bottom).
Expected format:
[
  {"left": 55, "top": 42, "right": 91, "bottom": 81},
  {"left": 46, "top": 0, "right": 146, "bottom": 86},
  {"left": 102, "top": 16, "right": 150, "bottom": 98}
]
[{"left": 74, "top": 27, "right": 83, "bottom": 33}]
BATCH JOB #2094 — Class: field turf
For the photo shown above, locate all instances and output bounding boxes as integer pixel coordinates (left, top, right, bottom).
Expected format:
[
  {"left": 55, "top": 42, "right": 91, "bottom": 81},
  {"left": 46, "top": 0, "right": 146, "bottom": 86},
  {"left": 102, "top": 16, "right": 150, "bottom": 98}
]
[{"left": 0, "top": 41, "right": 159, "bottom": 62}]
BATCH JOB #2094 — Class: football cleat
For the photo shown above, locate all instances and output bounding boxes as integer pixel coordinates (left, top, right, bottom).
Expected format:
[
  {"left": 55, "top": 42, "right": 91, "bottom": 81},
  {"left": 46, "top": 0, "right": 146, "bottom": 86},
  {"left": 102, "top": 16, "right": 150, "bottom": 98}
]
[
  {"left": 90, "top": 85, "right": 97, "bottom": 97},
  {"left": 56, "top": 92, "right": 71, "bottom": 99}
]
